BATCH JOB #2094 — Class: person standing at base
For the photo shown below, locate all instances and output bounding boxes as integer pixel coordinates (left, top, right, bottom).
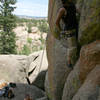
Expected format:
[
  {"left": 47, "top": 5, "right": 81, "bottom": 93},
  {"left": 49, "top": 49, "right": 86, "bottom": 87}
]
[{"left": 55, "top": 0, "right": 78, "bottom": 69}]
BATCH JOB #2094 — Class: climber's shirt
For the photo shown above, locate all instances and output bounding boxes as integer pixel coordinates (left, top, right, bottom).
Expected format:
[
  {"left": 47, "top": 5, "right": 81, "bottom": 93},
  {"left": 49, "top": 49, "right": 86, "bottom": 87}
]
[
  {"left": 62, "top": 2, "right": 77, "bottom": 31},
  {"left": 60, "top": 3, "right": 78, "bottom": 68}
]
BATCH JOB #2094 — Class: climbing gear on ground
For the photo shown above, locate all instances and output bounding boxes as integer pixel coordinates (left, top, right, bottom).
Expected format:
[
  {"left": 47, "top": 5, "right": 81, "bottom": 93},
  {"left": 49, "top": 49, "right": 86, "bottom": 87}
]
[
  {"left": 0, "top": 80, "right": 8, "bottom": 89},
  {"left": 0, "top": 89, "right": 5, "bottom": 96},
  {"left": 3, "top": 86, "right": 15, "bottom": 99},
  {"left": 9, "top": 83, "right": 16, "bottom": 88},
  {"left": 0, "top": 80, "right": 16, "bottom": 99}
]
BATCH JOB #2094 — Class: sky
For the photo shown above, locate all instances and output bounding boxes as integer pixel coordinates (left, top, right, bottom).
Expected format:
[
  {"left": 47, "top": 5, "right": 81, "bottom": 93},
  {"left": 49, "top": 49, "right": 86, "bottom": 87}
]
[{"left": 14, "top": 0, "right": 48, "bottom": 17}]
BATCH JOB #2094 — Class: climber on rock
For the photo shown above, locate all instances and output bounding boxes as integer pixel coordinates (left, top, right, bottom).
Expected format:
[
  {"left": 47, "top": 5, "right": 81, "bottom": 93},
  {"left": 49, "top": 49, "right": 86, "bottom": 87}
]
[{"left": 55, "top": 0, "right": 78, "bottom": 69}]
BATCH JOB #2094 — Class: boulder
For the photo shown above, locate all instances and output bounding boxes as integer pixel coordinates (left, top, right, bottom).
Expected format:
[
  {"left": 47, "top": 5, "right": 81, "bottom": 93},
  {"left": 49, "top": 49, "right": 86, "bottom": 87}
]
[
  {"left": 31, "top": 27, "right": 38, "bottom": 33},
  {"left": 0, "top": 83, "right": 45, "bottom": 100},
  {"left": 0, "top": 55, "right": 29, "bottom": 83},
  {"left": 28, "top": 50, "right": 48, "bottom": 90},
  {"left": 62, "top": 61, "right": 81, "bottom": 100},
  {"left": 72, "top": 65, "right": 100, "bottom": 100},
  {"left": 62, "top": 40, "right": 100, "bottom": 100}
]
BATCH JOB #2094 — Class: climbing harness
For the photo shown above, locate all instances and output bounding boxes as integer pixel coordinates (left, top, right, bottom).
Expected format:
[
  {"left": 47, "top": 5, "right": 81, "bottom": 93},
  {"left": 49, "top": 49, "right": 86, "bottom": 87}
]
[{"left": 60, "top": 29, "right": 76, "bottom": 40}]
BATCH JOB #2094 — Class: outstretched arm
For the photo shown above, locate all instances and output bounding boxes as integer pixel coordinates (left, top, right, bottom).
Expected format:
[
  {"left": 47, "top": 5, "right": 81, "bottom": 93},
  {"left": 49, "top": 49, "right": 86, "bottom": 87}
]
[{"left": 55, "top": 8, "right": 66, "bottom": 32}]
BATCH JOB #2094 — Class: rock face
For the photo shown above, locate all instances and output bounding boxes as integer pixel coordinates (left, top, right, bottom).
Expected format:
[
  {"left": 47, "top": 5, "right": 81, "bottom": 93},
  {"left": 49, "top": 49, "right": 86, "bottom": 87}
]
[
  {"left": 62, "top": 41, "right": 100, "bottom": 100},
  {"left": 46, "top": 31, "right": 72, "bottom": 100},
  {"left": 72, "top": 65, "right": 100, "bottom": 100},
  {"left": 45, "top": 0, "right": 73, "bottom": 100},
  {"left": 78, "top": 0, "right": 100, "bottom": 46},
  {"left": 28, "top": 50, "right": 48, "bottom": 90},
  {"left": 46, "top": 0, "right": 100, "bottom": 100}
]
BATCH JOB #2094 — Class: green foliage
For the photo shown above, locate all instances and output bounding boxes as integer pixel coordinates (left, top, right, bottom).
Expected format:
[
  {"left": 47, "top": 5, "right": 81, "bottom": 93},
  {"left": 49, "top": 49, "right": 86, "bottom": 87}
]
[
  {"left": 16, "top": 18, "right": 49, "bottom": 33},
  {"left": 16, "top": 17, "right": 29, "bottom": 23},
  {"left": 21, "top": 44, "right": 31, "bottom": 55},
  {"left": 31, "top": 19, "right": 38, "bottom": 26},
  {"left": 19, "top": 34, "right": 46, "bottom": 55},
  {"left": 27, "top": 23, "right": 32, "bottom": 33},
  {"left": 15, "top": 18, "right": 48, "bottom": 55},
  {"left": 38, "top": 20, "right": 49, "bottom": 33},
  {"left": 0, "top": 0, "right": 17, "bottom": 54},
  {"left": 27, "top": 37, "right": 32, "bottom": 44},
  {"left": 32, "top": 46, "right": 39, "bottom": 52},
  {"left": 21, "top": 38, "right": 33, "bottom": 55},
  {"left": 0, "top": 31, "right": 16, "bottom": 54}
]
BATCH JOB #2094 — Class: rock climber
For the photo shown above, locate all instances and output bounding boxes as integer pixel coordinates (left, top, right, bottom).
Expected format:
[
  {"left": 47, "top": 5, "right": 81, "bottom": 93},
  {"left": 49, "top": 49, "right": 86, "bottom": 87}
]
[{"left": 55, "top": 0, "right": 78, "bottom": 69}]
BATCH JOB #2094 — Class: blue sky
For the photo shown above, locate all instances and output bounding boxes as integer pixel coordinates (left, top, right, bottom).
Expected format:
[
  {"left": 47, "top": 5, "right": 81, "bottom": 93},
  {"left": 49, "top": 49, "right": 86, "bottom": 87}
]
[{"left": 14, "top": 0, "right": 48, "bottom": 17}]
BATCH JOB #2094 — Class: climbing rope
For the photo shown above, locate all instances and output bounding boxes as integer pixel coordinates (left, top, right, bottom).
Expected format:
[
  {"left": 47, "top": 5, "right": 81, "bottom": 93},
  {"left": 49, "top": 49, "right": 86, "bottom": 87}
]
[
  {"left": 26, "top": 36, "right": 46, "bottom": 85},
  {"left": 38, "top": 39, "right": 46, "bottom": 73}
]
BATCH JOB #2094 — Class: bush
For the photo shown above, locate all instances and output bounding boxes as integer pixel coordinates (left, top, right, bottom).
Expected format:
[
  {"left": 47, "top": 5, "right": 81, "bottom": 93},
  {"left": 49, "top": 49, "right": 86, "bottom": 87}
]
[
  {"left": 27, "top": 38, "right": 32, "bottom": 44},
  {"left": 27, "top": 23, "right": 32, "bottom": 33},
  {"left": 21, "top": 44, "right": 31, "bottom": 55},
  {"left": 38, "top": 20, "right": 49, "bottom": 33}
]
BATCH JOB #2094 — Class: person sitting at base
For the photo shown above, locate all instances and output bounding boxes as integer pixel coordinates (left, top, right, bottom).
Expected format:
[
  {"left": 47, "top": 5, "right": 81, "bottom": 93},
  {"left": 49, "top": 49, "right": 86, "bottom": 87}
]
[{"left": 55, "top": 0, "right": 78, "bottom": 69}]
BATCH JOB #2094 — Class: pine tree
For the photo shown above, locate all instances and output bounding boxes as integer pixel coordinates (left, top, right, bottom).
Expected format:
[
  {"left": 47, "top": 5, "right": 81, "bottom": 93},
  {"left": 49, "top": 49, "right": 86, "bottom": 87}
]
[{"left": 0, "top": 0, "right": 17, "bottom": 54}]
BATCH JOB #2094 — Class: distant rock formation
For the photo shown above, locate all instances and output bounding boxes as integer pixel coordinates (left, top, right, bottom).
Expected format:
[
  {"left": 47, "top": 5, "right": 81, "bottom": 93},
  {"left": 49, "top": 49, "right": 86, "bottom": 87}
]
[{"left": 14, "top": 26, "right": 47, "bottom": 53}]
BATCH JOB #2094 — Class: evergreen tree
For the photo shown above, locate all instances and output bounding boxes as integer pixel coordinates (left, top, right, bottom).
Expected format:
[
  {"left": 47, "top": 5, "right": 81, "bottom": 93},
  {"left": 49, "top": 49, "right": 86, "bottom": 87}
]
[{"left": 0, "top": 0, "right": 17, "bottom": 54}]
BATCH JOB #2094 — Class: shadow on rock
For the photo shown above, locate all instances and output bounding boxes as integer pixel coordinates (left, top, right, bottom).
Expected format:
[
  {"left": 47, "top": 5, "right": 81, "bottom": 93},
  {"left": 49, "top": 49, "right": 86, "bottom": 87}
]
[
  {"left": 0, "top": 83, "right": 45, "bottom": 100},
  {"left": 32, "top": 70, "right": 47, "bottom": 91}
]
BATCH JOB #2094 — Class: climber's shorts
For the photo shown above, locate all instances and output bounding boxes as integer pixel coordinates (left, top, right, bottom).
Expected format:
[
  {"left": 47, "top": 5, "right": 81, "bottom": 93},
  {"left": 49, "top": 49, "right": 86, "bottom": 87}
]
[
  {"left": 60, "top": 29, "right": 77, "bottom": 66},
  {"left": 66, "top": 30, "right": 77, "bottom": 66}
]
